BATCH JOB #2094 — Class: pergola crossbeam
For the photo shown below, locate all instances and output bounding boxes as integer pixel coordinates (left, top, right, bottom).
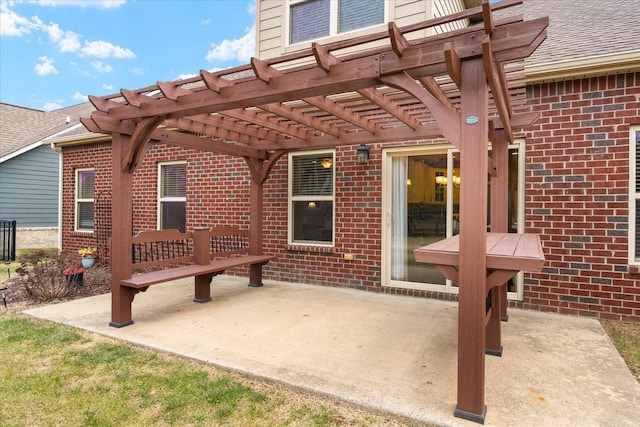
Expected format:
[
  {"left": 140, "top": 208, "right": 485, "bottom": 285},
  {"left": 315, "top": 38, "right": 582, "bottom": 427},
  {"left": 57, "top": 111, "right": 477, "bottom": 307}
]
[{"left": 84, "top": 3, "right": 548, "bottom": 422}]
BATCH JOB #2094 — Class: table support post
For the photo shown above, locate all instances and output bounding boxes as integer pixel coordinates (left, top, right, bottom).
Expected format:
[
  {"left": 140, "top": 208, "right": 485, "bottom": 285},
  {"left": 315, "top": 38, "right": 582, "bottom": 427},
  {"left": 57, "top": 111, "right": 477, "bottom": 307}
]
[
  {"left": 487, "top": 129, "right": 509, "bottom": 354},
  {"left": 455, "top": 57, "right": 489, "bottom": 423}
]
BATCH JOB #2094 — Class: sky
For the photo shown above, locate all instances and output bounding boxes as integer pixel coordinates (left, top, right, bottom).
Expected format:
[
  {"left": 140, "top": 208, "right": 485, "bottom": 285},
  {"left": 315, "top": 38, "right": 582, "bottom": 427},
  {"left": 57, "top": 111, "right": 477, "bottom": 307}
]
[{"left": 0, "top": 0, "right": 257, "bottom": 111}]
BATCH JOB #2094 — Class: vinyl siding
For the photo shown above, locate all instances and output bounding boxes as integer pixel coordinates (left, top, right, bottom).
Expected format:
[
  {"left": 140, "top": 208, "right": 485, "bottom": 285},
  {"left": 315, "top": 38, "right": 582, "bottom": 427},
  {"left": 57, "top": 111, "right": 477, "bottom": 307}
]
[
  {"left": 257, "top": 0, "right": 468, "bottom": 60},
  {"left": 0, "top": 144, "right": 59, "bottom": 227}
]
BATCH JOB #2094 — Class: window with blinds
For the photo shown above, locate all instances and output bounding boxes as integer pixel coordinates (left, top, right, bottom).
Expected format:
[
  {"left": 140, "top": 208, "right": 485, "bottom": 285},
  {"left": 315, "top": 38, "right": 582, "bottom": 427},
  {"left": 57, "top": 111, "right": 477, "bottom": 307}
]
[
  {"left": 75, "top": 169, "right": 95, "bottom": 231},
  {"left": 289, "top": 0, "right": 385, "bottom": 44},
  {"left": 289, "top": 151, "right": 334, "bottom": 244},
  {"left": 159, "top": 162, "right": 186, "bottom": 232}
]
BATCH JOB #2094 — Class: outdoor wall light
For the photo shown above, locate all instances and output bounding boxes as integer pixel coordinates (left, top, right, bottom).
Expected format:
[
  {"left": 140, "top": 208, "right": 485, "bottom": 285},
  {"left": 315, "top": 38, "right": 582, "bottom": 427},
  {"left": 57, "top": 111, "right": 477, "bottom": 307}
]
[{"left": 356, "top": 144, "right": 370, "bottom": 165}]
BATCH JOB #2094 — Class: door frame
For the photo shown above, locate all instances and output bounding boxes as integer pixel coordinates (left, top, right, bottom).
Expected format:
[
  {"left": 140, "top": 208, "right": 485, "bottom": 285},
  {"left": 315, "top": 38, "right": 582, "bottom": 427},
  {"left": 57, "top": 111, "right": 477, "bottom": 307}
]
[{"left": 381, "top": 141, "right": 526, "bottom": 300}]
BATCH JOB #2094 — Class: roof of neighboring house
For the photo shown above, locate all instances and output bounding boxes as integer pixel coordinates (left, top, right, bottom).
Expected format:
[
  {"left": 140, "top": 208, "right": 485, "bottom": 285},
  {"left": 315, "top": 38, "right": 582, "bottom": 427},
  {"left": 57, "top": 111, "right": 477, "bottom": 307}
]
[{"left": 0, "top": 102, "right": 95, "bottom": 160}]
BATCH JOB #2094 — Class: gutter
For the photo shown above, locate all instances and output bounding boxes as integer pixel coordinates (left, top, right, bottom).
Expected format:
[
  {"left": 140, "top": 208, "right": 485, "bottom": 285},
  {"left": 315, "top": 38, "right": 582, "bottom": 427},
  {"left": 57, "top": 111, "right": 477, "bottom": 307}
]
[{"left": 526, "top": 50, "right": 640, "bottom": 84}]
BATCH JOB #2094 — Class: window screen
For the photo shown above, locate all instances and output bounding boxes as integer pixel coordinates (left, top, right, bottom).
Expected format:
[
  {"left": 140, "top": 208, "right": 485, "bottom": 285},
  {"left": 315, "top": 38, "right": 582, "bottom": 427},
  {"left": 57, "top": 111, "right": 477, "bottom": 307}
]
[
  {"left": 339, "top": 0, "right": 384, "bottom": 33},
  {"left": 76, "top": 169, "right": 95, "bottom": 231},
  {"left": 290, "top": 152, "right": 334, "bottom": 244},
  {"left": 290, "top": 0, "right": 330, "bottom": 44},
  {"left": 159, "top": 163, "right": 186, "bottom": 232}
]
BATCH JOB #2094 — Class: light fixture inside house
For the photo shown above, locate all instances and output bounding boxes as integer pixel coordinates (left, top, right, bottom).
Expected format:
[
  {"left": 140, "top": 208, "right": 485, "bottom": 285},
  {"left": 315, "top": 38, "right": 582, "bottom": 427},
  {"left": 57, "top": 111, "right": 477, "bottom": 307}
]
[
  {"left": 407, "top": 178, "right": 413, "bottom": 186},
  {"left": 435, "top": 175, "right": 461, "bottom": 187},
  {"left": 321, "top": 158, "right": 333, "bottom": 168},
  {"left": 356, "top": 144, "right": 370, "bottom": 165},
  {"left": 435, "top": 175, "right": 447, "bottom": 186},
  {"left": 308, "top": 201, "right": 317, "bottom": 209}
]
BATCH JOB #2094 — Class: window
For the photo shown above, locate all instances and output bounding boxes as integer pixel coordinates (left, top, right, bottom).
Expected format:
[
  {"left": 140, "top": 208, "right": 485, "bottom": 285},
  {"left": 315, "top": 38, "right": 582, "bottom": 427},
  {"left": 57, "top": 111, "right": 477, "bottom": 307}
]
[
  {"left": 158, "top": 162, "right": 186, "bottom": 232},
  {"left": 630, "top": 127, "right": 640, "bottom": 264},
  {"left": 289, "top": 151, "right": 335, "bottom": 244},
  {"left": 289, "top": 0, "right": 385, "bottom": 44},
  {"left": 75, "top": 169, "right": 95, "bottom": 232}
]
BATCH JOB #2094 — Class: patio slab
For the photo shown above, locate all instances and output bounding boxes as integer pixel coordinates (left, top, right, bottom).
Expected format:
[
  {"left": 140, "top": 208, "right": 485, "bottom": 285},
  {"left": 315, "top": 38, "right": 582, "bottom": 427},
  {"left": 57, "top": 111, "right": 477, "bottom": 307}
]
[{"left": 24, "top": 276, "right": 640, "bottom": 426}]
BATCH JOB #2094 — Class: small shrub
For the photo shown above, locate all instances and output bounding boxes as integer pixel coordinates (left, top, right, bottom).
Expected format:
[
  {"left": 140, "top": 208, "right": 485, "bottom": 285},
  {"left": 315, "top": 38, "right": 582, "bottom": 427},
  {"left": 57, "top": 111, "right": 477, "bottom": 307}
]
[{"left": 14, "top": 249, "right": 78, "bottom": 302}]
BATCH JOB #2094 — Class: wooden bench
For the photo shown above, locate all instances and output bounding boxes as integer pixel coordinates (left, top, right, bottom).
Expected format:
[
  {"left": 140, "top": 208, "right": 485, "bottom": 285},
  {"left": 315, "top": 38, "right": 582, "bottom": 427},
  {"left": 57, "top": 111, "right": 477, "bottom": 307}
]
[{"left": 111, "top": 226, "right": 274, "bottom": 327}]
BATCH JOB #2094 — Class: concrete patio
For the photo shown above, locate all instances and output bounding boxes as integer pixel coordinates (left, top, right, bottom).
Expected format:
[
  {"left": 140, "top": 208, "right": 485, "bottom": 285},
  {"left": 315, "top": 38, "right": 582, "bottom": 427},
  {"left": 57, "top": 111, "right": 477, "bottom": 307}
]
[{"left": 24, "top": 275, "right": 640, "bottom": 426}]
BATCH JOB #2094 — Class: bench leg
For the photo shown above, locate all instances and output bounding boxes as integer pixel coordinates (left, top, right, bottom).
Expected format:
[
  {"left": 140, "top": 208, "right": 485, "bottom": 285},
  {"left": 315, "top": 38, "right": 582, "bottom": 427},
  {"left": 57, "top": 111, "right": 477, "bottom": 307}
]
[
  {"left": 110, "top": 286, "right": 138, "bottom": 328},
  {"left": 248, "top": 263, "right": 264, "bottom": 287},
  {"left": 194, "top": 274, "right": 213, "bottom": 303}
]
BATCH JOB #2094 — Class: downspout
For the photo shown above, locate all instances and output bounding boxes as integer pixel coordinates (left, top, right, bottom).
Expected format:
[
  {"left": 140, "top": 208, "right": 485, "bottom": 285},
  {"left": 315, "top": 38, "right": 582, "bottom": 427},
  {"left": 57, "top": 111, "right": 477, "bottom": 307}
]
[{"left": 50, "top": 142, "right": 63, "bottom": 250}]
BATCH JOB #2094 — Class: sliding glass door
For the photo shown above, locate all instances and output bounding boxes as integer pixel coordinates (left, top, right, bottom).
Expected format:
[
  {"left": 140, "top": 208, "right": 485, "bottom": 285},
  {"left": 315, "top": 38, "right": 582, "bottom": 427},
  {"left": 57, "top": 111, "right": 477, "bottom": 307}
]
[{"left": 382, "top": 144, "right": 524, "bottom": 298}]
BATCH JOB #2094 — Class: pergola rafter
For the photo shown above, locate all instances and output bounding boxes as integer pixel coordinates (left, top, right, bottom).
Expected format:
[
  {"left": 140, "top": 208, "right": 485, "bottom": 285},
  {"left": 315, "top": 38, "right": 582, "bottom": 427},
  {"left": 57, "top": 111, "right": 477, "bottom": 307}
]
[{"left": 85, "top": 0, "right": 547, "bottom": 423}]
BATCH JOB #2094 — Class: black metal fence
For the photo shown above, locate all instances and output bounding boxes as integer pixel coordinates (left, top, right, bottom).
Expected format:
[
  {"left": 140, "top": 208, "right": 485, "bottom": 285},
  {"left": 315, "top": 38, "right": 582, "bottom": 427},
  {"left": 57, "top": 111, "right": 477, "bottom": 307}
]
[{"left": 0, "top": 220, "right": 17, "bottom": 262}]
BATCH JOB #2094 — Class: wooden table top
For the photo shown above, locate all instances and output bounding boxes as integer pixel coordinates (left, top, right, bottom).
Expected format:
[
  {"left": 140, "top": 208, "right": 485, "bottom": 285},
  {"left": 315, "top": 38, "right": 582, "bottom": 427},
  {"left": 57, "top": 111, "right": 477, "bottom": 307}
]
[{"left": 414, "top": 232, "right": 545, "bottom": 272}]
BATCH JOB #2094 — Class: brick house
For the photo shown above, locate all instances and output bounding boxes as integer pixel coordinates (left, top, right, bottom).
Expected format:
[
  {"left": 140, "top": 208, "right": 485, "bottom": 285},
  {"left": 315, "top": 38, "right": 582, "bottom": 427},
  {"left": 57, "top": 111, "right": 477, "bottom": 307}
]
[{"left": 54, "top": 0, "right": 640, "bottom": 322}]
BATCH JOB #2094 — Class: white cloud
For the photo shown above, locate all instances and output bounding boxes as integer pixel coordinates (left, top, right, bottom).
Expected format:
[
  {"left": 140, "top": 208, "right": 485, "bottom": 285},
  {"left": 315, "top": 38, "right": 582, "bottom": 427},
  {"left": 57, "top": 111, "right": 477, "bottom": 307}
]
[
  {"left": 102, "top": 83, "right": 113, "bottom": 90},
  {"left": 34, "top": 56, "right": 58, "bottom": 75},
  {"left": 176, "top": 73, "right": 197, "bottom": 80},
  {"left": 42, "top": 101, "right": 63, "bottom": 111},
  {"left": 29, "top": 1, "right": 126, "bottom": 9},
  {"left": 42, "top": 22, "right": 81, "bottom": 52},
  {"left": 247, "top": 0, "right": 256, "bottom": 15},
  {"left": 80, "top": 40, "right": 136, "bottom": 58},
  {"left": 0, "top": 3, "right": 39, "bottom": 36},
  {"left": 132, "top": 67, "right": 145, "bottom": 75},
  {"left": 1, "top": 3, "right": 135, "bottom": 59},
  {"left": 72, "top": 91, "right": 88, "bottom": 102},
  {"left": 201, "top": 18, "right": 211, "bottom": 26},
  {"left": 91, "top": 60, "right": 113, "bottom": 72},
  {"left": 205, "top": 24, "right": 255, "bottom": 63}
]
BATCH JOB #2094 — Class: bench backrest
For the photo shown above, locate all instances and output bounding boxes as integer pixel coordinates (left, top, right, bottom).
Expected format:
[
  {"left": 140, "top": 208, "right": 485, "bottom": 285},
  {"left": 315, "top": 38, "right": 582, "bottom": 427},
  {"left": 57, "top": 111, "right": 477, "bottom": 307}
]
[{"left": 131, "top": 226, "right": 250, "bottom": 269}]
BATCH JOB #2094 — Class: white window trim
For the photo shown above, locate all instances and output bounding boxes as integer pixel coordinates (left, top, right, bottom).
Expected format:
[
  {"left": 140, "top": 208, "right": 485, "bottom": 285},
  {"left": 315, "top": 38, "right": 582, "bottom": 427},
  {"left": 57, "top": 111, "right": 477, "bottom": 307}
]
[
  {"left": 629, "top": 126, "right": 640, "bottom": 265},
  {"left": 284, "top": 0, "right": 390, "bottom": 51},
  {"left": 75, "top": 168, "right": 95, "bottom": 233},
  {"left": 288, "top": 149, "right": 336, "bottom": 246},
  {"left": 157, "top": 161, "right": 187, "bottom": 231},
  {"left": 381, "top": 140, "right": 525, "bottom": 300}
]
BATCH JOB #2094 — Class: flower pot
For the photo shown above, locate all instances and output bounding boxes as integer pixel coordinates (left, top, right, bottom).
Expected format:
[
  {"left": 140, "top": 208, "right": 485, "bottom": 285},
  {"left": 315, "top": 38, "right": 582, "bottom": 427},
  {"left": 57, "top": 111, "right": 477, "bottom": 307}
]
[
  {"left": 66, "top": 273, "right": 84, "bottom": 286},
  {"left": 81, "top": 256, "right": 95, "bottom": 268}
]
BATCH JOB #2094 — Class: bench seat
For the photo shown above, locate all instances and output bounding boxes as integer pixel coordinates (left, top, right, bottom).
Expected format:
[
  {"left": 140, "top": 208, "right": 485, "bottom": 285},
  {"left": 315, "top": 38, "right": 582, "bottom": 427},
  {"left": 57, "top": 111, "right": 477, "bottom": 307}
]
[{"left": 122, "top": 254, "right": 275, "bottom": 288}]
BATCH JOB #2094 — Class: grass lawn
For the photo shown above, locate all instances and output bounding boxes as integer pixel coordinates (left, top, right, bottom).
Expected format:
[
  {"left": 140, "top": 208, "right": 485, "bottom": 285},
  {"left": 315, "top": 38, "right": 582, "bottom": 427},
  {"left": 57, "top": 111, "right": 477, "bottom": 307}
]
[{"left": 0, "top": 312, "right": 413, "bottom": 427}]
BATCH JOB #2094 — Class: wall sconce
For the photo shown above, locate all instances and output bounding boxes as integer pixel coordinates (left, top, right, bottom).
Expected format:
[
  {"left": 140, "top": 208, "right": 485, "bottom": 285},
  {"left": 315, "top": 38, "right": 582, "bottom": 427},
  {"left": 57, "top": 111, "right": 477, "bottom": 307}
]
[
  {"left": 407, "top": 178, "right": 413, "bottom": 186},
  {"left": 356, "top": 144, "right": 370, "bottom": 165}
]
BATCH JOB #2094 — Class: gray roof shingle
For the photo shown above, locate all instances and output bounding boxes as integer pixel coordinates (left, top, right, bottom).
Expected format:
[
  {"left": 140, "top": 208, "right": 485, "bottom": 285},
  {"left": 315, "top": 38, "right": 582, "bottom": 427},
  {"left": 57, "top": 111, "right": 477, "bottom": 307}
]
[
  {"left": 0, "top": 102, "right": 95, "bottom": 159},
  {"left": 511, "top": 0, "right": 639, "bottom": 66}
]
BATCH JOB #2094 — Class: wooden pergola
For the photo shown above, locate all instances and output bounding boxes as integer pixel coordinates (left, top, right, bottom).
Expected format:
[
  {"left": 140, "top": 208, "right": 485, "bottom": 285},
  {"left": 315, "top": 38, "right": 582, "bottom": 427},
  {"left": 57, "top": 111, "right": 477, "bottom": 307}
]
[{"left": 82, "top": 0, "right": 547, "bottom": 423}]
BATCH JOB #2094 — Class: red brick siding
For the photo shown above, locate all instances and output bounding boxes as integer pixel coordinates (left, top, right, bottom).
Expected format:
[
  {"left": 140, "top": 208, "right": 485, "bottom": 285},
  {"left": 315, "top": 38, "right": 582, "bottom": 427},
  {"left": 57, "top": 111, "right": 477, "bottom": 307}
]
[
  {"left": 519, "top": 72, "right": 640, "bottom": 322},
  {"left": 60, "top": 72, "right": 640, "bottom": 322}
]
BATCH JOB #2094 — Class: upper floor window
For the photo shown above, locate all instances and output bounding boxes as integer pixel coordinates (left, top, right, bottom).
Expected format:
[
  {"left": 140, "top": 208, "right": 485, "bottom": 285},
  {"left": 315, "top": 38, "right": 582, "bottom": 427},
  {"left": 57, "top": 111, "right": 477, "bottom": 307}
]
[
  {"left": 289, "top": 150, "right": 335, "bottom": 245},
  {"left": 289, "top": 0, "right": 385, "bottom": 45},
  {"left": 75, "top": 169, "right": 95, "bottom": 232},
  {"left": 630, "top": 127, "right": 640, "bottom": 264},
  {"left": 158, "top": 162, "right": 186, "bottom": 232}
]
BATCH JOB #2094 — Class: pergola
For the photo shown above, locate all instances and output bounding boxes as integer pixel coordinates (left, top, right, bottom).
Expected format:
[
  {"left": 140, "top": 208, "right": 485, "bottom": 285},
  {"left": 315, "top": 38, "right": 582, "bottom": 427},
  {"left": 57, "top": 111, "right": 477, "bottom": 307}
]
[{"left": 82, "top": 0, "right": 547, "bottom": 423}]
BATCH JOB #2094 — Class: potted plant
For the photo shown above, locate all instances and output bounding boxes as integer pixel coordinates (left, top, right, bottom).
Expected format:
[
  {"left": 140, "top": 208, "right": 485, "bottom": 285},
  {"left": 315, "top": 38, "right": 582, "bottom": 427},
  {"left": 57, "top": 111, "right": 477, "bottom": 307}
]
[
  {"left": 63, "top": 266, "right": 87, "bottom": 286},
  {"left": 78, "top": 247, "right": 97, "bottom": 268}
]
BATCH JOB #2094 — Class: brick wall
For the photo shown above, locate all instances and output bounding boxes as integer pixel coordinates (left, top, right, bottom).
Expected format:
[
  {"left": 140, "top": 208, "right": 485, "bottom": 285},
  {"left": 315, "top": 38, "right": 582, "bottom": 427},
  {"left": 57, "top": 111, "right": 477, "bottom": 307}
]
[
  {"left": 520, "top": 72, "right": 640, "bottom": 322},
  {"left": 60, "top": 71, "right": 640, "bottom": 322}
]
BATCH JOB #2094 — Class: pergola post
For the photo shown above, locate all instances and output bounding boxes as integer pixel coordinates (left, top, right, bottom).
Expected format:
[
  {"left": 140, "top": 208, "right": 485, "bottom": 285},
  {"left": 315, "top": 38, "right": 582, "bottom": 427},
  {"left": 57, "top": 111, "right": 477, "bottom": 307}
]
[
  {"left": 486, "top": 129, "right": 510, "bottom": 354},
  {"left": 248, "top": 166, "right": 265, "bottom": 288},
  {"left": 109, "top": 133, "right": 135, "bottom": 328},
  {"left": 455, "top": 57, "right": 489, "bottom": 423}
]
